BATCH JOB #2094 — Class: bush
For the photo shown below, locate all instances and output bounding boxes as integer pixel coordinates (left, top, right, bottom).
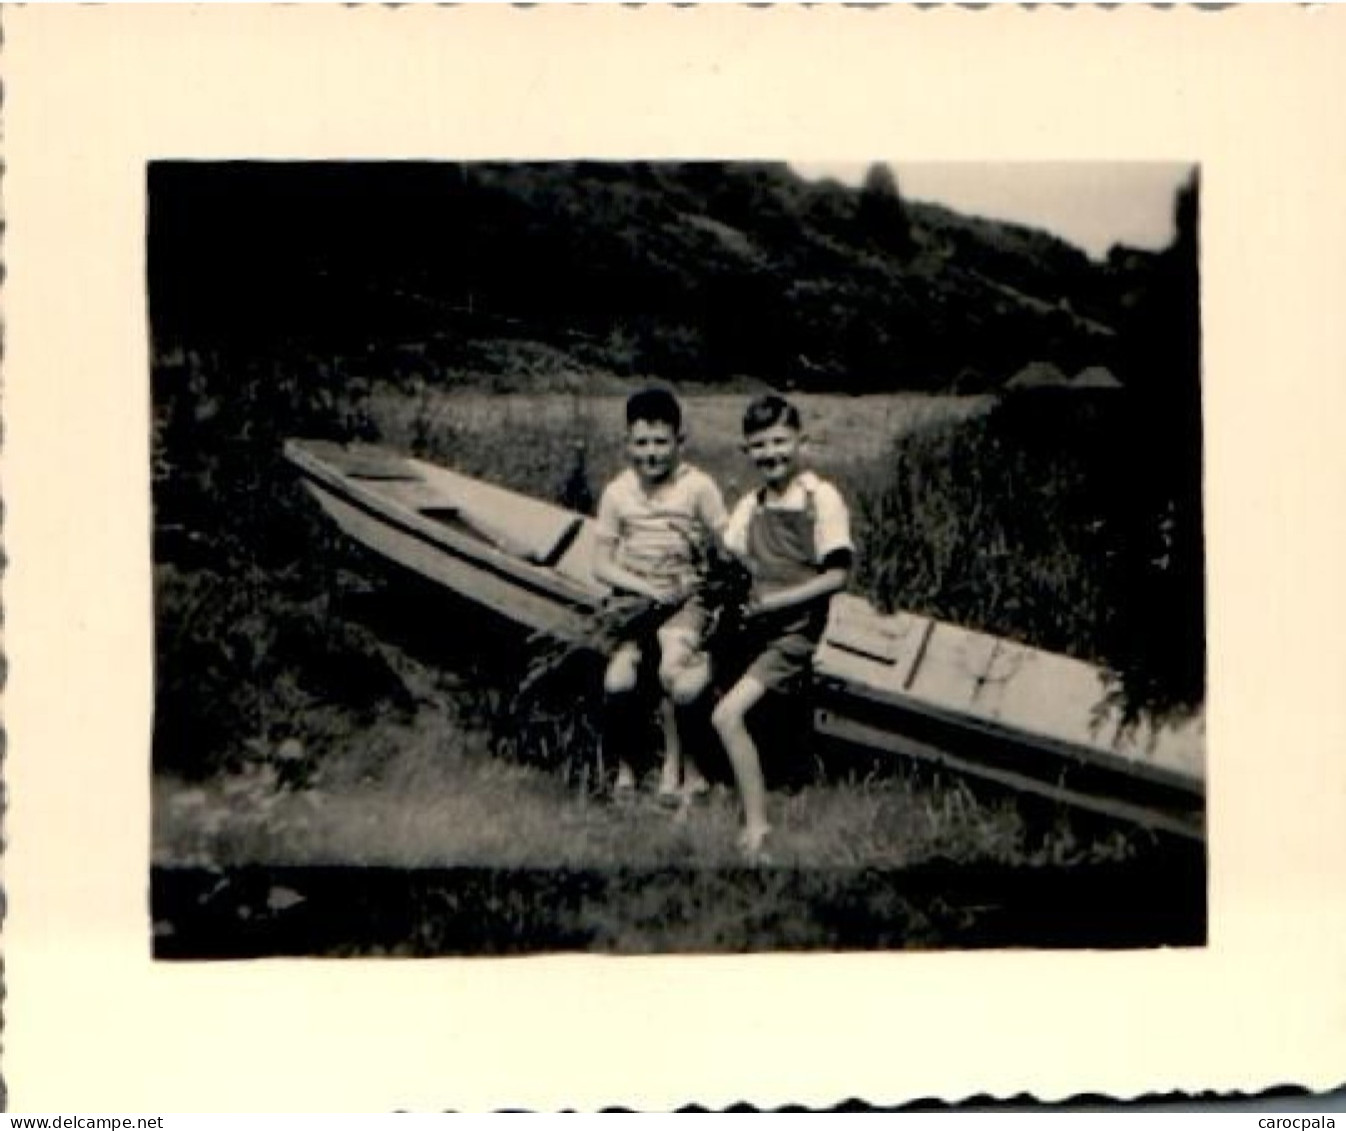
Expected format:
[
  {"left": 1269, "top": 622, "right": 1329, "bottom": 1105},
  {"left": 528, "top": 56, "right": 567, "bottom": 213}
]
[
  {"left": 153, "top": 562, "right": 418, "bottom": 779},
  {"left": 851, "top": 389, "right": 1204, "bottom": 722},
  {"left": 151, "top": 346, "right": 413, "bottom": 779}
]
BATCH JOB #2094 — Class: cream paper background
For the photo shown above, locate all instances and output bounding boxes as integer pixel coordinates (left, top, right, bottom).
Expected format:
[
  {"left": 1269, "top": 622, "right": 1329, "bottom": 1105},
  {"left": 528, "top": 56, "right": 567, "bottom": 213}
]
[{"left": 4, "top": 5, "right": 1345, "bottom": 1112}]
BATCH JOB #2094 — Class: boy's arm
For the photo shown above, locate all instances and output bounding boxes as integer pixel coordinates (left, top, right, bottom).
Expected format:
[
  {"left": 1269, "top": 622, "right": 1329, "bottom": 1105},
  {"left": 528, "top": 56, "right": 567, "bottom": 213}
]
[
  {"left": 690, "top": 474, "right": 732, "bottom": 560},
  {"left": 699, "top": 475, "right": 730, "bottom": 537},
  {"left": 717, "top": 493, "right": 750, "bottom": 560},
  {"left": 747, "top": 559, "right": 850, "bottom": 618}
]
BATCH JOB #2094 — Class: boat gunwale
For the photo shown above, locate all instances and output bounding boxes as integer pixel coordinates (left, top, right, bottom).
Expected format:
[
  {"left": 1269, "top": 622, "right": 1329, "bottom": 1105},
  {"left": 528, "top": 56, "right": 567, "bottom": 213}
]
[
  {"left": 814, "top": 673, "right": 1203, "bottom": 797},
  {"left": 284, "top": 439, "right": 598, "bottom": 613},
  {"left": 816, "top": 707, "right": 1204, "bottom": 840}
]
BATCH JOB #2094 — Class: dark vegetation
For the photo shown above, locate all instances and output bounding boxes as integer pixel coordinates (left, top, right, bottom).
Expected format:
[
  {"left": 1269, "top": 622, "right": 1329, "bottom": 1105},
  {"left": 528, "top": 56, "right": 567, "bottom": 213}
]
[
  {"left": 149, "top": 160, "right": 1170, "bottom": 393},
  {"left": 853, "top": 393, "right": 1205, "bottom": 722},
  {"left": 154, "top": 850, "right": 1206, "bottom": 958},
  {"left": 151, "top": 356, "right": 398, "bottom": 778},
  {"left": 150, "top": 161, "right": 1202, "bottom": 791}
]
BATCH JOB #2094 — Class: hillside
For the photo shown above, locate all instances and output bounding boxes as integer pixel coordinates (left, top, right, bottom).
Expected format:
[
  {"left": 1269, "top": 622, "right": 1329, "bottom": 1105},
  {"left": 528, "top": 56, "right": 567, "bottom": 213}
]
[{"left": 148, "top": 161, "right": 1179, "bottom": 394}]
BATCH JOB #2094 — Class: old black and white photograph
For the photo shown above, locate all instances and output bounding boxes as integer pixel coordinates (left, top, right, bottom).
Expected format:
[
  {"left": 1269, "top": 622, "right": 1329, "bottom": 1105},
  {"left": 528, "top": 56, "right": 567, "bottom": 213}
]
[
  {"left": 13, "top": 1, "right": 1346, "bottom": 1112},
  {"left": 148, "top": 159, "right": 1206, "bottom": 958}
]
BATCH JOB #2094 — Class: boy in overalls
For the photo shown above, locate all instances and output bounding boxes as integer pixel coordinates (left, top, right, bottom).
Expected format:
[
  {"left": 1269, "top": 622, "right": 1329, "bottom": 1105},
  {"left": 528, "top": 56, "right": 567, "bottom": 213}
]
[{"left": 713, "top": 394, "right": 853, "bottom": 859}]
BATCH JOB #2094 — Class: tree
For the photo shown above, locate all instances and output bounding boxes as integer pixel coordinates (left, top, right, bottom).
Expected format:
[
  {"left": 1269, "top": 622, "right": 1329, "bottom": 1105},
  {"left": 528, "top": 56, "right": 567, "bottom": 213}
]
[
  {"left": 1100, "top": 169, "right": 1206, "bottom": 719},
  {"left": 857, "top": 161, "right": 913, "bottom": 257}
]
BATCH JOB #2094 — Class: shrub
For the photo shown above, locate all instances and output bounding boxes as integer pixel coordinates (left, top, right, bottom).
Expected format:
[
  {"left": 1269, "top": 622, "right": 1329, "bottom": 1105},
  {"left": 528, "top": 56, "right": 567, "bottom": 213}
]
[
  {"left": 851, "top": 389, "right": 1204, "bottom": 722},
  {"left": 151, "top": 346, "right": 410, "bottom": 779}
]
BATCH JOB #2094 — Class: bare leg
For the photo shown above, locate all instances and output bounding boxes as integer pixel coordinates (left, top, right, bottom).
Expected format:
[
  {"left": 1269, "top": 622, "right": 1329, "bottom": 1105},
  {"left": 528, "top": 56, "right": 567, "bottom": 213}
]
[
  {"left": 603, "top": 642, "right": 642, "bottom": 795},
  {"left": 656, "top": 696, "right": 682, "bottom": 799},
  {"left": 674, "top": 688, "right": 711, "bottom": 797},
  {"left": 678, "top": 722, "right": 711, "bottom": 797},
  {"left": 658, "top": 628, "right": 713, "bottom": 797},
  {"left": 711, "top": 675, "right": 771, "bottom": 854}
]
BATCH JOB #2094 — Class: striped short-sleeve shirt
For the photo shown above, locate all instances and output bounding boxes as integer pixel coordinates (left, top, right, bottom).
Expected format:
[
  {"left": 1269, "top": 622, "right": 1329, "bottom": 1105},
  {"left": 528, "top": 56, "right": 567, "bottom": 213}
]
[{"left": 595, "top": 464, "right": 727, "bottom": 594}]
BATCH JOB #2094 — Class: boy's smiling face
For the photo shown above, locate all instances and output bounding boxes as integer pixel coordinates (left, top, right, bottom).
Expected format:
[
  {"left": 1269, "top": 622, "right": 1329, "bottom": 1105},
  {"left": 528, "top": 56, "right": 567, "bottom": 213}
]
[
  {"left": 626, "top": 418, "right": 682, "bottom": 488},
  {"left": 743, "top": 421, "right": 804, "bottom": 491}
]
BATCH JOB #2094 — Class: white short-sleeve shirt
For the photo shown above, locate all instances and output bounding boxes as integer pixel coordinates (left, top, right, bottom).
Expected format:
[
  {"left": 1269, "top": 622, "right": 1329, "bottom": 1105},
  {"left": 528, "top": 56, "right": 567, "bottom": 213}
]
[{"left": 722, "top": 470, "right": 853, "bottom": 563}]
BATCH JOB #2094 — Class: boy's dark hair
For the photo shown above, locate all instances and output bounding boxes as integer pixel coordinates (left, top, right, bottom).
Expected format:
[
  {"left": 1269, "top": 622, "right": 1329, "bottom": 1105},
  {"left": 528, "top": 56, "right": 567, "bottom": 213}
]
[
  {"left": 742, "top": 393, "right": 802, "bottom": 436},
  {"left": 626, "top": 386, "right": 682, "bottom": 432}
]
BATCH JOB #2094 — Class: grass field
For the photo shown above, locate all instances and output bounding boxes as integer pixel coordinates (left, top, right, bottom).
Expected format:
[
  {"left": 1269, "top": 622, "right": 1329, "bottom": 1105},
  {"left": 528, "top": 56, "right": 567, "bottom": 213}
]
[
  {"left": 154, "top": 660, "right": 1137, "bottom": 874},
  {"left": 367, "top": 386, "right": 993, "bottom": 518}
]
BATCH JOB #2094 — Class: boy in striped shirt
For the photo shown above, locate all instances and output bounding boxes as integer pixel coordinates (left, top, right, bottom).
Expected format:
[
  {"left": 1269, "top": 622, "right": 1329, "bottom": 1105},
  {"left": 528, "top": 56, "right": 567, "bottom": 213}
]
[{"left": 593, "top": 387, "right": 728, "bottom": 802}]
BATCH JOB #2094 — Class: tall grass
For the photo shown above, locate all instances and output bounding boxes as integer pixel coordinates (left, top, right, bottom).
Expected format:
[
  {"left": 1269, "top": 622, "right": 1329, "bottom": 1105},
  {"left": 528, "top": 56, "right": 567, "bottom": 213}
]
[
  {"left": 374, "top": 386, "right": 610, "bottom": 509},
  {"left": 155, "top": 705, "right": 1142, "bottom": 871},
  {"left": 367, "top": 386, "right": 991, "bottom": 515},
  {"left": 153, "top": 347, "right": 413, "bottom": 779},
  {"left": 850, "top": 388, "right": 1204, "bottom": 720},
  {"left": 852, "top": 394, "right": 1111, "bottom": 658}
]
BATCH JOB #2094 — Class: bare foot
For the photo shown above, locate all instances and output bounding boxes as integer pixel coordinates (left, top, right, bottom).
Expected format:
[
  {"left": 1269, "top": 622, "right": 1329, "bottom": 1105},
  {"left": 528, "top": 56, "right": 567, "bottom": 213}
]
[
  {"left": 613, "top": 764, "right": 637, "bottom": 803},
  {"left": 738, "top": 823, "right": 773, "bottom": 864},
  {"left": 656, "top": 788, "right": 683, "bottom": 811},
  {"left": 656, "top": 768, "right": 682, "bottom": 809}
]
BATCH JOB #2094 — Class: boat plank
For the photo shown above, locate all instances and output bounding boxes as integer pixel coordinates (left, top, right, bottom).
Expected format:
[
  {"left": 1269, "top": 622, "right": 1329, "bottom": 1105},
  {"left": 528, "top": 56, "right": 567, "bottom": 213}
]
[
  {"left": 815, "top": 708, "right": 1203, "bottom": 840},
  {"left": 309, "top": 483, "right": 588, "bottom": 636},
  {"left": 406, "top": 459, "right": 581, "bottom": 566}
]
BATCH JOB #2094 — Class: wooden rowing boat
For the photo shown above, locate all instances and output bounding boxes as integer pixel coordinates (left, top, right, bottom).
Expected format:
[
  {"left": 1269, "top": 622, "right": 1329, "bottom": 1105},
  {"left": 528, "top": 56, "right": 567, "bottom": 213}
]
[{"left": 284, "top": 438, "right": 1205, "bottom": 839}]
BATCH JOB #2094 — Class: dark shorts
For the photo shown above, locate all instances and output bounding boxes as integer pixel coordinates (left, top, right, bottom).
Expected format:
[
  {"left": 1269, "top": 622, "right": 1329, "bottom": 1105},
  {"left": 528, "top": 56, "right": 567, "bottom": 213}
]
[
  {"left": 603, "top": 593, "right": 709, "bottom": 659},
  {"left": 723, "top": 607, "right": 826, "bottom": 696},
  {"left": 744, "top": 629, "right": 819, "bottom": 694}
]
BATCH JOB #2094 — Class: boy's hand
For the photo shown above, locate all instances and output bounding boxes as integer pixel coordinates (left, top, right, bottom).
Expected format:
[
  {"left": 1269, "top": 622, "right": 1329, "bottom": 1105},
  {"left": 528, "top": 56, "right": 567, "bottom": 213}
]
[{"left": 659, "top": 579, "right": 693, "bottom": 608}]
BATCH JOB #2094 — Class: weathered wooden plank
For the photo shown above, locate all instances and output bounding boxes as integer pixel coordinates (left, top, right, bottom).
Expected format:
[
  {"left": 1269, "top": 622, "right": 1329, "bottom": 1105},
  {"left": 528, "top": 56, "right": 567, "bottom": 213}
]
[
  {"left": 407, "top": 457, "right": 581, "bottom": 566},
  {"left": 815, "top": 708, "right": 1203, "bottom": 840},
  {"left": 307, "top": 483, "right": 588, "bottom": 637}
]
